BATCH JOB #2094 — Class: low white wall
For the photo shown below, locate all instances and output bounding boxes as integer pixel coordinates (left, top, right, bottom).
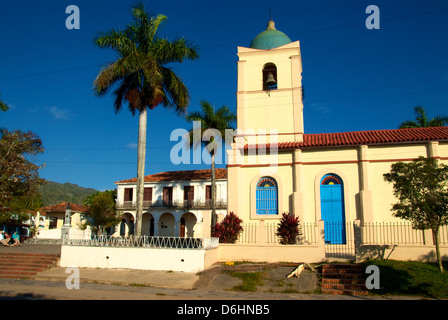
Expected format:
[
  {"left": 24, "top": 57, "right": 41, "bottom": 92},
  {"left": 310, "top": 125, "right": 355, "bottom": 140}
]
[
  {"left": 217, "top": 244, "right": 325, "bottom": 263},
  {"left": 68, "top": 228, "right": 91, "bottom": 240},
  {"left": 36, "top": 228, "right": 62, "bottom": 239},
  {"left": 36, "top": 228, "right": 91, "bottom": 240},
  {"left": 60, "top": 245, "right": 209, "bottom": 273}
]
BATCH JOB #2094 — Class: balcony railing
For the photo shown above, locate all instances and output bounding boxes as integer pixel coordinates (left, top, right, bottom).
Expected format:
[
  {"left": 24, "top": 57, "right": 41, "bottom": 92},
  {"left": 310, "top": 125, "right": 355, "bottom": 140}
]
[{"left": 116, "top": 199, "right": 227, "bottom": 210}]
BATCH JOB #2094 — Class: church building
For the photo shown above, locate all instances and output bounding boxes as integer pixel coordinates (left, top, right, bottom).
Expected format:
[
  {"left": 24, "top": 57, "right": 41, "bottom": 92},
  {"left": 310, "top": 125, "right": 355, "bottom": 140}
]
[{"left": 226, "top": 19, "right": 448, "bottom": 244}]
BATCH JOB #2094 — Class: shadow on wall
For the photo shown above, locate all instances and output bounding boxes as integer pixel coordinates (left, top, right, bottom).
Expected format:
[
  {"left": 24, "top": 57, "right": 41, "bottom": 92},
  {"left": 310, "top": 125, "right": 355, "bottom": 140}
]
[
  {"left": 357, "top": 244, "right": 448, "bottom": 262},
  {"left": 357, "top": 245, "right": 398, "bottom": 261}
]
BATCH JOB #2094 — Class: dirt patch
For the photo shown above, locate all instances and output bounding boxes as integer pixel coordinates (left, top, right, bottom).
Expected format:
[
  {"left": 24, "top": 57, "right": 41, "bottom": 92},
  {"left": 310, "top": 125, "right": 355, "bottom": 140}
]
[{"left": 193, "top": 263, "right": 318, "bottom": 293}]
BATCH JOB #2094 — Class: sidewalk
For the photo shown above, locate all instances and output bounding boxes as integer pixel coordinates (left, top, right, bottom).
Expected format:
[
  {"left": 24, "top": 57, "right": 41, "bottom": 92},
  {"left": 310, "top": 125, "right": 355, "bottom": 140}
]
[{"left": 36, "top": 267, "right": 200, "bottom": 290}]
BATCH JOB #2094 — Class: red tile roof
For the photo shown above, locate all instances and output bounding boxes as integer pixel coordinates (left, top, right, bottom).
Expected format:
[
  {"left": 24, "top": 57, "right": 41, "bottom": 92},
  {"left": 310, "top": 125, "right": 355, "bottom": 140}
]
[
  {"left": 245, "top": 127, "right": 448, "bottom": 150},
  {"left": 41, "top": 202, "right": 86, "bottom": 213},
  {"left": 116, "top": 168, "right": 227, "bottom": 184}
]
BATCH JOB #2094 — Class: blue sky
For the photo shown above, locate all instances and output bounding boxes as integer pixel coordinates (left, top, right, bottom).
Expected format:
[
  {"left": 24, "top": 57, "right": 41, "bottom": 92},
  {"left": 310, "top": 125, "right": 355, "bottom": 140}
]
[{"left": 1, "top": 0, "right": 447, "bottom": 191}]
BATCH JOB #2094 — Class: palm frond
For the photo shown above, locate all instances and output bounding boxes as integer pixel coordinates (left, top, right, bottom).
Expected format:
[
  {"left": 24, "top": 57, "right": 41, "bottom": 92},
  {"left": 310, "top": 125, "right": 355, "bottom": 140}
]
[
  {"left": 160, "top": 66, "right": 190, "bottom": 114},
  {"left": 0, "top": 95, "right": 8, "bottom": 112},
  {"left": 185, "top": 100, "right": 237, "bottom": 152},
  {"left": 153, "top": 38, "right": 199, "bottom": 64},
  {"left": 185, "top": 111, "right": 206, "bottom": 123},
  {"left": 428, "top": 115, "right": 448, "bottom": 127},
  {"left": 93, "top": 51, "right": 145, "bottom": 96},
  {"left": 112, "top": 73, "right": 140, "bottom": 114},
  {"left": 400, "top": 105, "right": 447, "bottom": 128},
  {"left": 414, "top": 105, "right": 428, "bottom": 127},
  {"left": 94, "top": 4, "right": 197, "bottom": 115},
  {"left": 94, "top": 29, "right": 136, "bottom": 55},
  {"left": 399, "top": 120, "right": 419, "bottom": 129}
]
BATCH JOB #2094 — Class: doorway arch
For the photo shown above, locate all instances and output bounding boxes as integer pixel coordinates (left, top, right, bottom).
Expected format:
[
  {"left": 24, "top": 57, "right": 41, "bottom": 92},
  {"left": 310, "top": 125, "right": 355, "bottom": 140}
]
[
  {"left": 320, "top": 174, "right": 346, "bottom": 244},
  {"left": 142, "top": 212, "right": 154, "bottom": 236},
  {"left": 159, "top": 212, "right": 175, "bottom": 237},
  {"left": 120, "top": 212, "right": 135, "bottom": 237},
  {"left": 180, "top": 212, "right": 197, "bottom": 238}
]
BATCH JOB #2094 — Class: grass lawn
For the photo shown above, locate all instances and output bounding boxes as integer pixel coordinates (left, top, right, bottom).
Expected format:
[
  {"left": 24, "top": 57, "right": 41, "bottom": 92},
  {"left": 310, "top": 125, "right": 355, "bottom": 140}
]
[{"left": 361, "top": 259, "right": 448, "bottom": 299}]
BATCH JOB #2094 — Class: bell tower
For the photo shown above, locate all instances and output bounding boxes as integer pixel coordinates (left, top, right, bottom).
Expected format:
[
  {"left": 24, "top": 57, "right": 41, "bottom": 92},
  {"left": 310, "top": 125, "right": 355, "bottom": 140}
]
[{"left": 236, "top": 20, "right": 304, "bottom": 144}]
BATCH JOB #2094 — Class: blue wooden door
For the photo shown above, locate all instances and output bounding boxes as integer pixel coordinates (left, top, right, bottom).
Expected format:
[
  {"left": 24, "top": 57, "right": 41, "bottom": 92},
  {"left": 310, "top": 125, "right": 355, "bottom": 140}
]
[{"left": 320, "top": 175, "right": 346, "bottom": 244}]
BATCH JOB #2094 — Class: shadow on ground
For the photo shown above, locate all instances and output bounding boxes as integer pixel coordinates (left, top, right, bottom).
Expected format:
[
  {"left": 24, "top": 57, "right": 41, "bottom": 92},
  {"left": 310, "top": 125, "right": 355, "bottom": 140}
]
[{"left": 0, "top": 291, "right": 54, "bottom": 300}]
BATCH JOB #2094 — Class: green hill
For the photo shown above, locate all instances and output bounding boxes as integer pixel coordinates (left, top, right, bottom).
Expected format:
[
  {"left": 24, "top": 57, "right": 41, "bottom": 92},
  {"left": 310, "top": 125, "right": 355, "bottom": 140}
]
[{"left": 39, "top": 181, "right": 98, "bottom": 206}]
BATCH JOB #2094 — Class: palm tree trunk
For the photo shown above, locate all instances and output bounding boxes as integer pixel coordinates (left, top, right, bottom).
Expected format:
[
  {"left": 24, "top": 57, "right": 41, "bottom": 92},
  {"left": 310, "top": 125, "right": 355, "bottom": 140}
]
[
  {"left": 211, "top": 153, "right": 217, "bottom": 228},
  {"left": 135, "top": 107, "right": 147, "bottom": 237}
]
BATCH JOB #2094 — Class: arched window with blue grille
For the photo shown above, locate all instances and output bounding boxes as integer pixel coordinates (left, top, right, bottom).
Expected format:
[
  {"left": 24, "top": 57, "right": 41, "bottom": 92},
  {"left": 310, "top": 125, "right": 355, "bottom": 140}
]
[{"left": 256, "top": 176, "right": 278, "bottom": 215}]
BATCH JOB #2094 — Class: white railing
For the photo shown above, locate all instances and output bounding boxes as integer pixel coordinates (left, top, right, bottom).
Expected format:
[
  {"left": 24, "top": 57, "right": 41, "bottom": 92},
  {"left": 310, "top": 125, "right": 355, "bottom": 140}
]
[
  {"left": 361, "top": 222, "right": 427, "bottom": 245},
  {"left": 116, "top": 199, "right": 227, "bottom": 209},
  {"left": 63, "top": 235, "right": 219, "bottom": 249}
]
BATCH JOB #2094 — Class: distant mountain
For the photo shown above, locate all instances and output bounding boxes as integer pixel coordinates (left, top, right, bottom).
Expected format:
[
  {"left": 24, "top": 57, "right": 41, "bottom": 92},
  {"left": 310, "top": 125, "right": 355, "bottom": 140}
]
[{"left": 39, "top": 181, "right": 98, "bottom": 206}]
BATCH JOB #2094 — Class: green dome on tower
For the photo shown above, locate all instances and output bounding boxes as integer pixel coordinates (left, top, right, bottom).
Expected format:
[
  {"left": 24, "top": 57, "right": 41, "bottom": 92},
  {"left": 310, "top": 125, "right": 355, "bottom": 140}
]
[{"left": 249, "top": 20, "right": 292, "bottom": 50}]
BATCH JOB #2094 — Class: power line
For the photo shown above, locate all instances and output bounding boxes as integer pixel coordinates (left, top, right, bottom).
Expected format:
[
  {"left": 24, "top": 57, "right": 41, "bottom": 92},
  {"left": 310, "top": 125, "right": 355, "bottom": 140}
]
[
  {"left": 0, "top": 63, "right": 102, "bottom": 83},
  {"left": 1, "top": 7, "right": 446, "bottom": 83}
]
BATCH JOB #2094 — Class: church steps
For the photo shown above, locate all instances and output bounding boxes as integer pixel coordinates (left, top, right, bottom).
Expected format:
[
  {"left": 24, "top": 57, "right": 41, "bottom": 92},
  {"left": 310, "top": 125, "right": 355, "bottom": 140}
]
[
  {"left": 321, "top": 264, "right": 368, "bottom": 296},
  {"left": 0, "top": 252, "right": 60, "bottom": 279}
]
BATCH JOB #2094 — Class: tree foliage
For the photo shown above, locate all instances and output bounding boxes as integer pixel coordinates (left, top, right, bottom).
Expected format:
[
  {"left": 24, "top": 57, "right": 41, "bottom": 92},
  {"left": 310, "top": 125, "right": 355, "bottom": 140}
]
[
  {"left": 211, "top": 212, "right": 243, "bottom": 243},
  {"left": 40, "top": 181, "right": 98, "bottom": 206},
  {"left": 82, "top": 190, "right": 120, "bottom": 235},
  {"left": 186, "top": 100, "right": 236, "bottom": 227},
  {"left": 276, "top": 212, "right": 302, "bottom": 244},
  {"left": 0, "top": 129, "right": 45, "bottom": 223},
  {"left": 384, "top": 156, "right": 448, "bottom": 272},
  {"left": 0, "top": 93, "right": 8, "bottom": 112},
  {"left": 93, "top": 2, "right": 199, "bottom": 115},
  {"left": 185, "top": 100, "right": 237, "bottom": 154}
]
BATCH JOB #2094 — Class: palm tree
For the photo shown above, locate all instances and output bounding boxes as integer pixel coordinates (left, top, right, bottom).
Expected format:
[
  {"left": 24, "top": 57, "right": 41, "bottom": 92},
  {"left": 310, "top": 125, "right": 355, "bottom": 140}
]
[
  {"left": 186, "top": 100, "right": 237, "bottom": 228},
  {"left": 93, "top": 3, "right": 199, "bottom": 237},
  {"left": 399, "top": 105, "right": 448, "bottom": 128}
]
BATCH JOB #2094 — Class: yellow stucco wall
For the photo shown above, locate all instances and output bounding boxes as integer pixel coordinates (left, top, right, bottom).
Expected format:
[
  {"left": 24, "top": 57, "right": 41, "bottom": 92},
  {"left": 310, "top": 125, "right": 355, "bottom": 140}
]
[
  {"left": 228, "top": 142, "right": 448, "bottom": 225},
  {"left": 237, "top": 42, "right": 303, "bottom": 143}
]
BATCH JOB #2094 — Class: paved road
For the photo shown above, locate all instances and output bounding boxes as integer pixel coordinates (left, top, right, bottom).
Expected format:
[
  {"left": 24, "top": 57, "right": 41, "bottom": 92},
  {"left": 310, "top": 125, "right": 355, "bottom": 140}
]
[{"left": 0, "top": 277, "right": 423, "bottom": 301}]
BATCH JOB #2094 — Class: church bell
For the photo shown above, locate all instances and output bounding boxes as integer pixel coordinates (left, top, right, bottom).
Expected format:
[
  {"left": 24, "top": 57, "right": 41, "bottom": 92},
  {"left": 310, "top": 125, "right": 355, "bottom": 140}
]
[{"left": 265, "top": 72, "right": 277, "bottom": 88}]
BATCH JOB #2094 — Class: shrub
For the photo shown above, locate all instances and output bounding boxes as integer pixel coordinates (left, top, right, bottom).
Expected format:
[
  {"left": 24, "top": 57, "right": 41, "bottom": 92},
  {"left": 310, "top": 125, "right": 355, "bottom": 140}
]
[
  {"left": 276, "top": 212, "right": 302, "bottom": 244},
  {"left": 212, "top": 212, "right": 243, "bottom": 243}
]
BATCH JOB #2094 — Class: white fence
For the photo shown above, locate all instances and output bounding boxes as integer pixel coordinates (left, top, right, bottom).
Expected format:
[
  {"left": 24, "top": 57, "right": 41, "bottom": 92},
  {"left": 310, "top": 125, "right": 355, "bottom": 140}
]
[
  {"left": 360, "top": 222, "right": 448, "bottom": 246},
  {"left": 63, "top": 235, "right": 219, "bottom": 250}
]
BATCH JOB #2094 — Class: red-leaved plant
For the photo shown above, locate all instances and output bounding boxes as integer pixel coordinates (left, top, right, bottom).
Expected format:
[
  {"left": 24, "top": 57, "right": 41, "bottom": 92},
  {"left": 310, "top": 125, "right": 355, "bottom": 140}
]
[
  {"left": 276, "top": 212, "right": 302, "bottom": 244},
  {"left": 211, "top": 212, "right": 244, "bottom": 243}
]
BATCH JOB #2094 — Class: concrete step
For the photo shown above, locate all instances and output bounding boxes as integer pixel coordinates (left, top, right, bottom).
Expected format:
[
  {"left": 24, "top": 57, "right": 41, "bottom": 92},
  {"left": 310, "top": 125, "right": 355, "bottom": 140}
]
[
  {"left": 0, "top": 252, "right": 60, "bottom": 279},
  {"left": 25, "top": 239, "right": 63, "bottom": 245},
  {"left": 322, "top": 282, "right": 367, "bottom": 290},
  {"left": 322, "top": 278, "right": 366, "bottom": 285},
  {"left": 321, "top": 288, "right": 369, "bottom": 296},
  {"left": 0, "top": 261, "right": 56, "bottom": 268}
]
